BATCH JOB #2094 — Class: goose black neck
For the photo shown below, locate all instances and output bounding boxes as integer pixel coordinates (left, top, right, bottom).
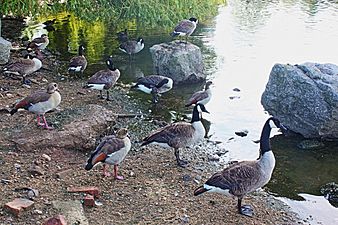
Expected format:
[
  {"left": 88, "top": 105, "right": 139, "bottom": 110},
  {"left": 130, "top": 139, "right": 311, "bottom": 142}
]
[
  {"left": 156, "top": 79, "right": 167, "bottom": 88},
  {"left": 260, "top": 120, "right": 272, "bottom": 155},
  {"left": 191, "top": 106, "right": 201, "bottom": 123}
]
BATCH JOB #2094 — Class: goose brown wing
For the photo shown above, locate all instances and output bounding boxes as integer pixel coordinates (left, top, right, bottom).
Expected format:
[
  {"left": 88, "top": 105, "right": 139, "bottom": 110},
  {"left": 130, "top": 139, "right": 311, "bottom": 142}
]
[
  {"left": 14, "top": 91, "right": 50, "bottom": 110},
  {"left": 69, "top": 56, "right": 87, "bottom": 67},
  {"left": 137, "top": 75, "right": 163, "bottom": 88},
  {"left": 143, "top": 122, "right": 193, "bottom": 146},
  {"left": 206, "top": 161, "right": 260, "bottom": 196},
  {"left": 87, "top": 70, "right": 119, "bottom": 87},
  {"left": 187, "top": 91, "right": 208, "bottom": 104},
  {"left": 175, "top": 20, "right": 195, "bottom": 33},
  {"left": 99, "top": 136, "right": 126, "bottom": 155}
]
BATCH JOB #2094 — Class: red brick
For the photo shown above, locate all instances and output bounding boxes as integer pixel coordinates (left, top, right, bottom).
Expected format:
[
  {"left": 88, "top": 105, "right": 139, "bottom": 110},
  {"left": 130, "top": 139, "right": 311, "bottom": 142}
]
[
  {"left": 83, "top": 194, "right": 95, "bottom": 207},
  {"left": 43, "top": 215, "right": 67, "bottom": 225},
  {"left": 67, "top": 186, "right": 100, "bottom": 198},
  {"left": 4, "top": 198, "right": 34, "bottom": 217}
]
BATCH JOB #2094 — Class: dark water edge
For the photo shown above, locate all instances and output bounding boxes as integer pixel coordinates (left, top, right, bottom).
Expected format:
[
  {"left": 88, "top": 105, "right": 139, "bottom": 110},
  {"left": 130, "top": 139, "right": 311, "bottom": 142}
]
[{"left": 269, "top": 134, "right": 338, "bottom": 207}]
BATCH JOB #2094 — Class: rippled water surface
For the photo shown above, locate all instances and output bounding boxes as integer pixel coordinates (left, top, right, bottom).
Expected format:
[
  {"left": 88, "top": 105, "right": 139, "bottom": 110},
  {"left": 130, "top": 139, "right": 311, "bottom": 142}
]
[{"left": 24, "top": 0, "right": 338, "bottom": 223}]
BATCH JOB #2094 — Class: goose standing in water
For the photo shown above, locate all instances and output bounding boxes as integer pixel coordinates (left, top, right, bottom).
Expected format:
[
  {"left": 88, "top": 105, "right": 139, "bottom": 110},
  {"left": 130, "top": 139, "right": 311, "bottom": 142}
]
[
  {"left": 131, "top": 75, "right": 173, "bottom": 103},
  {"left": 141, "top": 104, "right": 208, "bottom": 167},
  {"left": 85, "top": 128, "right": 131, "bottom": 180},
  {"left": 84, "top": 56, "right": 120, "bottom": 101},
  {"left": 3, "top": 54, "right": 42, "bottom": 84},
  {"left": 185, "top": 81, "right": 213, "bottom": 107},
  {"left": 171, "top": 17, "right": 198, "bottom": 43},
  {"left": 119, "top": 37, "right": 144, "bottom": 61},
  {"left": 68, "top": 45, "right": 87, "bottom": 75},
  {"left": 10, "top": 83, "right": 61, "bottom": 129},
  {"left": 194, "top": 117, "right": 287, "bottom": 217}
]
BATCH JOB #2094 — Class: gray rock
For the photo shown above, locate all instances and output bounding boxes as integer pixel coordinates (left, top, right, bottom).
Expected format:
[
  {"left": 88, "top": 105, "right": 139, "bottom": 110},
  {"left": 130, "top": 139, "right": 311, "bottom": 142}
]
[
  {"left": 0, "top": 37, "right": 12, "bottom": 64},
  {"left": 261, "top": 63, "right": 338, "bottom": 139},
  {"left": 149, "top": 40, "right": 205, "bottom": 84},
  {"left": 52, "top": 200, "right": 89, "bottom": 225}
]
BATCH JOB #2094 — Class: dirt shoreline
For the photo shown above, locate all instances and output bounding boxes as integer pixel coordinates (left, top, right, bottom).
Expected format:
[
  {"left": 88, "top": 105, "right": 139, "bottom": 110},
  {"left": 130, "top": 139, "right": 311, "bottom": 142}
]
[{"left": 0, "top": 49, "right": 301, "bottom": 224}]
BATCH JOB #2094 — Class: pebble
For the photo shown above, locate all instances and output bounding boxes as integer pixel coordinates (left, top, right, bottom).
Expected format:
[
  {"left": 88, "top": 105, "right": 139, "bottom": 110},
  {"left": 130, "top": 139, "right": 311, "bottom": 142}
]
[
  {"left": 34, "top": 209, "right": 43, "bottom": 214},
  {"left": 182, "top": 174, "right": 192, "bottom": 182},
  {"left": 42, "top": 154, "right": 51, "bottom": 161},
  {"left": 235, "top": 129, "right": 249, "bottom": 137},
  {"left": 22, "top": 84, "right": 31, "bottom": 89}
]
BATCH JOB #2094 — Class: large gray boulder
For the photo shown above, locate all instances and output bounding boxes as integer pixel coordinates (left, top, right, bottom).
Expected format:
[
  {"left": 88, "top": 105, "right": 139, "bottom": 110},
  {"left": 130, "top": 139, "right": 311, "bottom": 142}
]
[
  {"left": 149, "top": 40, "right": 205, "bottom": 84},
  {"left": 261, "top": 63, "right": 338, "bottom": 139},
  {"left": 0, "top": 37, "right": 12, "bottom": 64}
]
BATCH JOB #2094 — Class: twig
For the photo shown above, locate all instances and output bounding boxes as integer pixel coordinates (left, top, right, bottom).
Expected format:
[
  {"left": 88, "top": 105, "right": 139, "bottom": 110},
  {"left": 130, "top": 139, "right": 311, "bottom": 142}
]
[{"left": 114, "top": 113, "right": 143, "bottom": 118}]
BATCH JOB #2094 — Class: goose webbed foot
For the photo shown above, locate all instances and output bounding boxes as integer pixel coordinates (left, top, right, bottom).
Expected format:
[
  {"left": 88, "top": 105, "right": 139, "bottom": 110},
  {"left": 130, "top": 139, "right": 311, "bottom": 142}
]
[
  {"left": 239, "top": 205, "right": 254, "bottom": 217},
  {"left": 98, "top": 91, "right": 104, "bottom": 99}
]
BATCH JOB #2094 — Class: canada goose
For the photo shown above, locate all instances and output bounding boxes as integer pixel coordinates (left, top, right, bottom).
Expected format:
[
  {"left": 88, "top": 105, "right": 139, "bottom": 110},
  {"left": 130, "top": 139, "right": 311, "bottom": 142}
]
[
  {"left": 185, "top": 81, "right": 213, "bottom": 107},
  {"left": 119, "top": 37, "right": 144, "bottom": 61},
  {"left": 116, "top": 29, "right": 128, "bottom": 43},
  {"left": 68, "top": 45, "right": 87, "bottom": 75},
  {"left": 194, "top": 117, "right": 287, "bottom": 217},
  {"left": 141, "top": 104, "right": 208, "bottom": 167},
  {"left": 131, "top": 75, "right": 173, "bottom": 103},
  {"left": 171, "top": 17, "right": 198, "bottom": 43},
  {"left": 85, "top": 128, "right": 131, "bottom": 180},
  {"left": 10, "top": 83, "right": 61, "bottom": 129},
  {"left": 3, "top": 54, "right": 42, "bottom": 84},
  {"left": 27, "top": 34, "right": 49, "bottom": 51},
  {"left": 84, "top": 56, "right": 120, "bottom": 101}
]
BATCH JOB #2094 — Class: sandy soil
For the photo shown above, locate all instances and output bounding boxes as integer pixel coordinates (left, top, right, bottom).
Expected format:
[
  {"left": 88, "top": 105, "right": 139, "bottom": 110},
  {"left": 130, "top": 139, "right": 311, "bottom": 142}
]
[{"left": 0, "top": 50, "right": 301, "bottom": 225}]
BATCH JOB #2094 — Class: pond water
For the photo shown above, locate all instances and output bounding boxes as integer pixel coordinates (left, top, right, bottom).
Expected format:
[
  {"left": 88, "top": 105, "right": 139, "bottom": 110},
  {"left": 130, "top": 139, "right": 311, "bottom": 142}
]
[{"left": 23, "top": 0, "right": 338, "bottom": 223}]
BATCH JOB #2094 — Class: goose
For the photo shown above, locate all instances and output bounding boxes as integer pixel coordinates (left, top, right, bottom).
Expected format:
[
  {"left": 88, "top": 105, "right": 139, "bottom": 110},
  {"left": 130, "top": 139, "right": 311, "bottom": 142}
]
[
  {"left": 131, "top": 75, "right": 173, "bottom": 103},
  {"left": 141, "top": 104, "right": 208, "bottom": 167},
  {"left": 68, "top": 45, "right": 87, "bottom": 75},
  {"left": 194, "top": 117, "right": 287, "bottom": 217},
  {"left": 27, "top": 34, "right": 49, "bottom": 51},
  {"left": 171, "top": 17, "right": 198, "bottom": 43},
  {"left": 84, "top": 56, "right": 120, "bottom": 101},
  {"left": 85, "top": 128, "right": 131, "bottom": 180},
  {"left": 10, "top": 83, "right": 61, "bottom": 130},
  {"left": 116, "top": 29, "right": 128, "bottom": 43},
  {"left": 3, "top": 54, "right": 42, "bottom": 84},
  {"left": 185, "top": 81, "right": 213, "bottom": 107},
  {"left": 119, "top": 37, "right": 144, "bottom": 61}
]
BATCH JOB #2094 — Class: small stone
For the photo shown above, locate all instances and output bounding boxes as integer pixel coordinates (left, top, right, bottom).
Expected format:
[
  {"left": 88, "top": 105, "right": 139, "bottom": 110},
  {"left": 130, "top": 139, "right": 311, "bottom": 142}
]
[
  {"left": 22, "top": 84, "right": 31, "bottom": 89},
  {"left": 42, "top": 154, "right": 51, "bottom": 161},
  {"left": 208, "top": 154, "right": 220, "bottom": 162},
  {"left": 233, "top": 88, "right": 241, "bottom": 92},
  {"left": 56, "top": 169, "right": 72, "bottom": 179},
  {"left": 6, "top": 93, "right": 13, "bottom": 98},
  {"left": 4, "top": 198, "right": 34, "bottom": 217},
  {"left": 34, "top": 209, "right": 43, "bottom": 215},
  {"left": 41, "top": 78, "right": 48, "bottom": 83},
  {"left": 182, "top": 174, "right": 192, "bottom": 182},
  {"left": 42, "top": 215, "right": 67, "bottom": 225},
  {"left": 28, "top": 165, "right": 44, "bottom": 176},
  {"left": 27, "top": 188, "right": 39, "bottom": 199},
  {"left": 235, "top": 129, "right": 249, "bottom": 137},
  {"left": 129, "top": 171, "right": 135, "bottom": 177},
  {"left": 229, "top": 96, "right": 240, "bottom": 100},
  {"left": 181, "top": 214, "right": 190, "bottom": 224}
]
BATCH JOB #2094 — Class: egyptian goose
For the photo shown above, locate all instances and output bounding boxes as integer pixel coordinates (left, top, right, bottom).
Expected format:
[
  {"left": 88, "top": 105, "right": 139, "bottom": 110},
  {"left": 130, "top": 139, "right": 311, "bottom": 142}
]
[
  {"left": 185, "top": 81, "right": 212, "bottom": 107},
  {"left": 194, "top": 117, "right": 287, "bottom": 217},
  {"left": 84, "top": 56, "right": 120, "bottom": 101},
  {"left": 10, "top": 83, "right": 61, "bottom": 129},
  {"left": 119, "top": 37, "right": 144, "bottom": 61},
  {"left": 68, "top": 45, "right": 87, "bottom": 75},
  {"left": 141, "top": 104, "right": 208, "bottom": 167},
  {"left": 131, "top": 75, "right": 173, "bottom": 103},
  {"left": 85, "top": 128, "right": 131, "bottom": 180},
  {"left": 27, "top": 34, "right": 49, "bottom": 51},
  {"left": 171, "top": 17, "right": 198, "bottom": 43},
  {"left": 3, "top": 54, "right": 42, "bottom": 84}
]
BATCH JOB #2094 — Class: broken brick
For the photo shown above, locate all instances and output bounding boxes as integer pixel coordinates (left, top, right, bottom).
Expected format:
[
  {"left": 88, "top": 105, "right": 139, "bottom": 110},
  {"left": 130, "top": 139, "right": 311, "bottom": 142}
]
[
  {"left": 43, "top": 215, "right": 67, "bottom": 225},
  {"left": 4, "top": 198, "right": 34, "bottom": 216},
  {"left": 83, "top": 194, "right": 95, "bottom": 207},
  {"left": 67, "top": 186, "right": 100, "bottom": 198}
]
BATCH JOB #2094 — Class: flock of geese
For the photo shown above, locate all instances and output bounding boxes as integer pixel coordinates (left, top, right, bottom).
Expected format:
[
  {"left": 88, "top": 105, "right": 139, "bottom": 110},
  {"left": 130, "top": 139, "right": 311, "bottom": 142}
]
[{"left": 3, "top": 17, "right": 288, "bottom": 217}]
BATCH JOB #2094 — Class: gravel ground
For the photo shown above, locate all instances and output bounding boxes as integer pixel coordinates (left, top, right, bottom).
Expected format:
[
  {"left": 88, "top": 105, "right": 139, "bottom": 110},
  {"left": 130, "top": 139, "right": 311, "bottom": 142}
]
[{"left": 0, "top": 50, "right": 301, "bottom": 224}]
